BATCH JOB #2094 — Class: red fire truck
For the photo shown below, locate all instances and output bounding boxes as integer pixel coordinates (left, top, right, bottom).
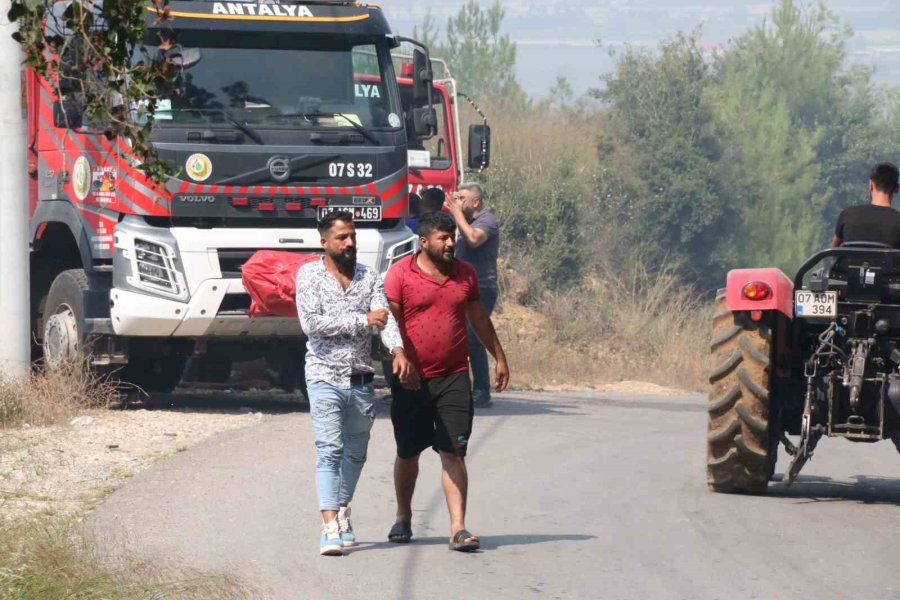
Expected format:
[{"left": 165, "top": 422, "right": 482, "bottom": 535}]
[
  {"left": 27, "top": 1, "right": 440, "bottom": 391},
  {"left": 397, "top": 55, "right": 491, "bottom": 198}
]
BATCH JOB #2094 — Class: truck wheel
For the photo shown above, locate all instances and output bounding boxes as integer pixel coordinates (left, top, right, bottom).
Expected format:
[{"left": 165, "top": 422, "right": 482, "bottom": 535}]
[
  {"left": 707, "top": 289, "right": 777, "bottom": 494},
  {"left": 42, "top": 269, "right": 90, "bottom": 369}
]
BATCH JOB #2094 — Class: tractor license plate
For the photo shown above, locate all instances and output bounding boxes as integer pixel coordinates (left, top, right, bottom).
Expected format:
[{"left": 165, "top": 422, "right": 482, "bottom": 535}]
[
  {"left": 317, "top": 205, "right": 382, "bottom": 222},
  {"left": 795, "top": 290, "right": 837, "bottom": 318}
]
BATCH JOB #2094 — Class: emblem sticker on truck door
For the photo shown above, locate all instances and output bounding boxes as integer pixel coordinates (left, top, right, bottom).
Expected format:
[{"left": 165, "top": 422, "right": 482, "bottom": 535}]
[
  {"left": 72, "top": 156, "right": 90, "bottom": 201},
  {"left": 186, "top": 153, "right": 213, "bottom": 182}
]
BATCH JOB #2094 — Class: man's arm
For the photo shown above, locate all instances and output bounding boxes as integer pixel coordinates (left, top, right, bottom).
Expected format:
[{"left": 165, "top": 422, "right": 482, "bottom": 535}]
[
  {"left": 445, "top": 198, "right": 488, "bottom": 248},
  {"left": 832, "top": 210, "right": 845, "bottom": 247},
  {"left": 387, "top": 299, "right": 420, "bottom": 390},
  {"left": 371, "top": 273, "right": 403, "bottom": 353},
  {"left": 466, "top": 299, "right": 510, "bottom": 392},
  {"left": 296, "top": 270, "right": 367, "bottom": 337}
]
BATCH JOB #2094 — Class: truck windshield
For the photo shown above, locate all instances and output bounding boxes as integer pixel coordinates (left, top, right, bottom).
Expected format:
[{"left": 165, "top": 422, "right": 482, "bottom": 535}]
[{"left": 142, "top": 37, "right": 400, "bottom": 130}]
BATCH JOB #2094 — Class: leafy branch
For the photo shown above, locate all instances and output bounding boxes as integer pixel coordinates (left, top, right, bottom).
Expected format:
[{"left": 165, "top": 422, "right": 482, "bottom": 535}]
[{"left": 8, "top": 0, "right": 176, "bottom": 183}]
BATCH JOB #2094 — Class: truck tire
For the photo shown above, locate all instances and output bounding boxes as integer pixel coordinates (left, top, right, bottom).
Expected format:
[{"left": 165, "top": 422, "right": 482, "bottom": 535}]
[
  {"left": 707, "top": 289, "right": 777, "bottom": 494},
  {"left": 42, "top": 269, "right": 91, "bottom": 369}
]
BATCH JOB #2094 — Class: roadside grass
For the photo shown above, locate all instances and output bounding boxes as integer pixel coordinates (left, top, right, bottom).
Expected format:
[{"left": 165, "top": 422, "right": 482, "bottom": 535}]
[
  {"left": 497, "top": 252, "right": 709, "bottom": 392},
  {"left": 0, "top": 365, "right": 257, "bottom": 599},
  {"left": 0, "top": 516, "right": 252, "bottom": 600},
  {"left": 0, "top": 362, "right": 118, "bottom": 428}
]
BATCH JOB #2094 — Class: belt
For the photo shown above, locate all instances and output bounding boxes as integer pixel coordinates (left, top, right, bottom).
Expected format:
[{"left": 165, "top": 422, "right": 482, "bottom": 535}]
[{"left": 350, "top": 372, "right": 374, "bottom": 385}]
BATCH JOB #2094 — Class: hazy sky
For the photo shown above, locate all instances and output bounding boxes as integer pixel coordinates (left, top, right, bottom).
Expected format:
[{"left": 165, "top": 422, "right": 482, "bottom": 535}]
[{"left": 381, "top": 0, "right": 900, "bottom": 98}]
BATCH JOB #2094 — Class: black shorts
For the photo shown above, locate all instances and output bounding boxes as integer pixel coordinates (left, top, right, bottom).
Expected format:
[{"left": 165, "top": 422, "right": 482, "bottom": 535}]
[{"left": 390, "top": 371, "right": 473, "bottom": 458}]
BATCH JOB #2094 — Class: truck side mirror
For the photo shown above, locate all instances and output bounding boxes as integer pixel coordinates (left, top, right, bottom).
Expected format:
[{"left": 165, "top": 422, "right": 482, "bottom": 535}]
[
  {"left": 412, "top": 48, "right": 432, "bottom": 103},
  {"left": 53, "top": 100, "right": 84, "bottom": 130},
  {"left": 409, "top": 107, "right": 437, "bottom": 140},
  {"left": 165, "top": 45, "right": 202, "bottom": 69},
  {"left": 467, "top": 124, "right": 491, "bottom": 170}
]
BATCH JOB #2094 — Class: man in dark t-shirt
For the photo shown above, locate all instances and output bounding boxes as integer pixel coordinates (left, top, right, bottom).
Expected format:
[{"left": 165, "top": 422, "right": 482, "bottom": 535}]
[
  {"left": 832, "top": 162, "right": 900, "bottom": 247},
  {"left": 446, "top": 182, "right": 502, "bottom": 408}
]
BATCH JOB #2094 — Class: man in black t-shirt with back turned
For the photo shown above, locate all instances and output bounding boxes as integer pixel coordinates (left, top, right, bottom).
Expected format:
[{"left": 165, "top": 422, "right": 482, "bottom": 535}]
[{"left": 832, "top": 163, "right": 900, "bottom": 248}]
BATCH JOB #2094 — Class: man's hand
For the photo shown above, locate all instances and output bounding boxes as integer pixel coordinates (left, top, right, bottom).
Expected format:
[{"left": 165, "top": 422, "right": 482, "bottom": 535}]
[
  {"left": 494, "top": 356, "right": 510, "bottom": 392},
  {"left": 392, "top": 350, "right": 421, "bottom": 390},
  {"left": 444, "top": 193, "right": 465, "bottom": 221},
  {"left": 367, "top": 308, "right": 389, "bottom": 328}
]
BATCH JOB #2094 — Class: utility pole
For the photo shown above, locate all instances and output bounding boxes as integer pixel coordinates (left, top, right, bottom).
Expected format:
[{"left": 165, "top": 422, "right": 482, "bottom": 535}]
[{"left": 0, "top": 0, "right": 30, "bottom": 379}]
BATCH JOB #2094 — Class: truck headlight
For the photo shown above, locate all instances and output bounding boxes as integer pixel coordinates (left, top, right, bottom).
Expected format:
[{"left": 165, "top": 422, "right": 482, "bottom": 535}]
[{"left": 133, "top": 238, "right": 183, "bottom": 296}]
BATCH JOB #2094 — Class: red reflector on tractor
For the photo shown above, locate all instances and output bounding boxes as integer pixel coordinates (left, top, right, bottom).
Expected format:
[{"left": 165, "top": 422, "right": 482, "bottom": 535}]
[
  {"left": 231, "top": 197, "right": 249, "bottom": 207},
  {"left": 401, "top": 63, "right": 414, "bottom": 77},
  {"left": 258, "top": 202, "right": 276, "bottom": 212},
  {"left": 285, "top": 202, "right": 302, "bottom": 211},
  {"left": 742, "top": 281, "right": 772, "bottom": 301},
  {"left": 311, "top": 198, "right": 328, "bottom": 206},
  {"left": 750, "top": 310, "right": 763, "bottom": 322}
]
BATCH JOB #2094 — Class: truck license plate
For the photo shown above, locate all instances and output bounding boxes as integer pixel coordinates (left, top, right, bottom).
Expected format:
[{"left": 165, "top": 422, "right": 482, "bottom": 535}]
[
  {"left": 317, "top": 205, "right": 381, "bottom": 222},
  {"left": 795, "top": 290, "right": 837, "bottom": 318}
]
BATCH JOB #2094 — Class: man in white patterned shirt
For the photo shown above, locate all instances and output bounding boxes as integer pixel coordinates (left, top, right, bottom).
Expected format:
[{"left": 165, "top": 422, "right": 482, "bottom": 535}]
[{"left": 296, "top": 210, "right": 414, "bottom": 556}]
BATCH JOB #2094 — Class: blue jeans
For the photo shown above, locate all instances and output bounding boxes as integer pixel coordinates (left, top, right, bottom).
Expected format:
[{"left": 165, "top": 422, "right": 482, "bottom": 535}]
[
  {"left": 467, "top": 286, "right": 499, "bottom": 403},
  {"left": 307, "top": 380, "right": 376, "bottom": 511}
]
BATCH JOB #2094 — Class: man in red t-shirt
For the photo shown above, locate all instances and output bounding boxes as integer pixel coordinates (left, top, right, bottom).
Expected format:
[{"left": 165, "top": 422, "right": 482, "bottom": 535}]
[{"left": 384, "top": 211, "right": 510, "bottom": 552}]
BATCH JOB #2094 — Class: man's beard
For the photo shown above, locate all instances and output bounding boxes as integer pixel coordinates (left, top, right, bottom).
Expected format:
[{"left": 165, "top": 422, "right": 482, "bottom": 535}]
[
  {"left": 425, "top": 244, "right": 454, "bottom": 265},
  {"left": 328, "top": 247, "right": 357, "bottom": 267}
]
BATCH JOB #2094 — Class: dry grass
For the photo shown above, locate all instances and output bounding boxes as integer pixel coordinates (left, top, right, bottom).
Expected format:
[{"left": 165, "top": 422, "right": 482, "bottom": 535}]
[
  {"left": 0, "top": 366, "right": 257, "bottom": 598},
  {"left": 496, "top": 253, "right": 710, "bottom": 392},
  {"left": 0, "top": 362, "right": 119, "bottom": 428},
  {"left": 0, "top": 516, "right": 253, "bottom": 599}
]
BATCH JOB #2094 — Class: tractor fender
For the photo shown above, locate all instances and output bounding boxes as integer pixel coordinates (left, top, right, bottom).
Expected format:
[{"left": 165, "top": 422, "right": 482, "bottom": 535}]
[{"left": 725, "top": 268, "right": 794, "bottom": 319}]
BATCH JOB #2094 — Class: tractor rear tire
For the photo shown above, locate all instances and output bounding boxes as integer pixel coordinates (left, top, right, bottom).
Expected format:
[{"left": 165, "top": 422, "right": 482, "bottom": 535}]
[{"left": 706, "top": 289, "right": 777, "bottom": 494}]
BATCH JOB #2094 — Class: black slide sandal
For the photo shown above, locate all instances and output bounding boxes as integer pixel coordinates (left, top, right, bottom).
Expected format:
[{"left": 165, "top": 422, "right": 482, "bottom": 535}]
[
  {"left": 449, "top": 529, "right": 480, "bottom": 552},
  {"left": 388, "top": 521, "right": 412, "bottom": 543}
]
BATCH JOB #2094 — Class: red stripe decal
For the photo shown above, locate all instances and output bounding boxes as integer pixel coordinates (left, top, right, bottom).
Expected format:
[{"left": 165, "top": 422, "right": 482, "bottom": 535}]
[
  {"left": 366, "top": 183, "right": 377, "bottom": 195},
  {"left": 178, "top": 181, "right": 190, "bottom": 193},
  {"left": 382, "top": 178, "right": 406, "bottom": 202},
  {"left": 339, "top": 186, "right": 349, "bottom": 195}
]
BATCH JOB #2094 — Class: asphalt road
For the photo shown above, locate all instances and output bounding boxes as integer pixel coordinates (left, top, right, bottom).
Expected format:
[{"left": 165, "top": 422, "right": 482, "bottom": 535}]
[{"left": 87, "top": 390, "right": 900, "bottom": 600}]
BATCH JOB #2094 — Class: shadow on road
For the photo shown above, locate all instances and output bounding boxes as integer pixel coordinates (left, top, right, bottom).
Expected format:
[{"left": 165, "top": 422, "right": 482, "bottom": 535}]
[
  {"left": 357, "top": 533, "right": 596, "bottom": 552},
  {"left": 373, "top": 394, "right": 585, "bottom": 419},
  {"left": 117, "top": 389, "right": 309, "bottom": 416},
  {"left": 769, "top": 473, "right": 900, "bottom": 505}
]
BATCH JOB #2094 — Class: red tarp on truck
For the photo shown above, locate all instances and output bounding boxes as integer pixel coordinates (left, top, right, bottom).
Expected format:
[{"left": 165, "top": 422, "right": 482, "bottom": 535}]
[{"left": 241, "top": 250, "right": 320, "bottom": 318}]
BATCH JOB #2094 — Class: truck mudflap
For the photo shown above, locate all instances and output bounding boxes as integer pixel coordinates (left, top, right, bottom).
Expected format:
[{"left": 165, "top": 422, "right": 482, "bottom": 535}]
[{"left": 725, "top": 267, "right": 794, "bottom": 318}]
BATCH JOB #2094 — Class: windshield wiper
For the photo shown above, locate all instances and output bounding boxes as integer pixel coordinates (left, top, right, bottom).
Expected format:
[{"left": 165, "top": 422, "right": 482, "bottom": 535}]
[
  {"left": 265, "top": 112, "right": 380, "bottom": 145},
  {"left": 173, "top": 108, "right": 264, "bottom": 145}
]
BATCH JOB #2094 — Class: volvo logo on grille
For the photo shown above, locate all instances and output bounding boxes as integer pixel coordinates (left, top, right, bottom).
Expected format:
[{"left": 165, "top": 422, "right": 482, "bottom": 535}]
[{"left": 267, "top": 156, "right": 291, "bottom": 182}]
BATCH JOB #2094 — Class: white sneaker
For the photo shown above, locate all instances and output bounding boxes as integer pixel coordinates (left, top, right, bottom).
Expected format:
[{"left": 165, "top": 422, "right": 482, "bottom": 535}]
[
  {"left": 320, "top": 518, "right": 343, "bottom": 556},
  {"left": 337, "top": 506, "right": 356, "bottom": 547}
]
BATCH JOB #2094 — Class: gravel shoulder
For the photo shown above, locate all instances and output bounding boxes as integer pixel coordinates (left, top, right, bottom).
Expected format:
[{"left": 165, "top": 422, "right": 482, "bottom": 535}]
[{"left": 0, "top": 390, "right": 302, "bottom": 522}]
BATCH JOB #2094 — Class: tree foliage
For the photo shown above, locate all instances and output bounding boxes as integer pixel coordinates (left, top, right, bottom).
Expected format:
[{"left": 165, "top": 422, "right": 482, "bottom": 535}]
[
  {"left": 8, "top": 0, "right": 174, "bottom": 183},
  {"left": 597, "top": 0, "right": 900, "bottom": 287},
  {"left": 420, "top": 0, "right": 526, "bottom": 106},
  {"left": 597, "top": 33, "right": 731, "bottom": 284}
]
